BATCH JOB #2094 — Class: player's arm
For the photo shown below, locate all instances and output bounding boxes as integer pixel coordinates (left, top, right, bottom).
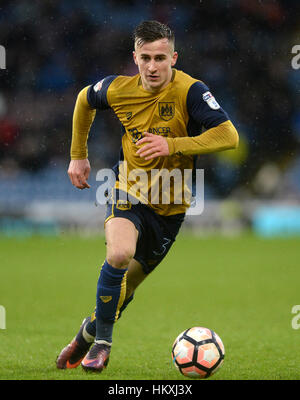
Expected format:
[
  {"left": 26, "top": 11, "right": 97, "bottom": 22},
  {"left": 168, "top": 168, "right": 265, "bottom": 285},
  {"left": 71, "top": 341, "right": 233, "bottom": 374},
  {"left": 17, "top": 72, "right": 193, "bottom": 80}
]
[
  {"left": 68, "top": 86, "right": 96, "bottom": 189},
  {"left": 136, "top": 81, "right": 238, "bottom": 160},
  {"left": 136, "top": 120, "right": 237, "bottom": 160},
  {"left": 166, "top": 119, "right": 238, "bottom": 157},
  {"left": 166, "top": 81, "right": 238, "bottom": 156},
  {"left": 68, "top": 76, "right": 117, "bottom": 189}
]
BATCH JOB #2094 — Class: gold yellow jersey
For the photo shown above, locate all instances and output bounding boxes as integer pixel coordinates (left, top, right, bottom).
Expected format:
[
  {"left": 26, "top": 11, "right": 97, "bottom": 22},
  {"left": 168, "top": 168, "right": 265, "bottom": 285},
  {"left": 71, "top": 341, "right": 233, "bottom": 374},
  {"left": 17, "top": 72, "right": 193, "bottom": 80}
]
[{"left": 72, "top": 68, "right": 238, "bottom": 216}]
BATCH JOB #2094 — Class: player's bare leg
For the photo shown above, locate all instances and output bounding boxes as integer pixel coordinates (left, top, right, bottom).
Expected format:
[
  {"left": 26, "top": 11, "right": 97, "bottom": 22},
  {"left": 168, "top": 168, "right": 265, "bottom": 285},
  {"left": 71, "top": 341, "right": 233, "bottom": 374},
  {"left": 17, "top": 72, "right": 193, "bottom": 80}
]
[
  {"left": 81, "top": 217, "right": 141, "bottom": 372},
  {"left": 126, "top": 258, "right": 147, "bottom": 298}
]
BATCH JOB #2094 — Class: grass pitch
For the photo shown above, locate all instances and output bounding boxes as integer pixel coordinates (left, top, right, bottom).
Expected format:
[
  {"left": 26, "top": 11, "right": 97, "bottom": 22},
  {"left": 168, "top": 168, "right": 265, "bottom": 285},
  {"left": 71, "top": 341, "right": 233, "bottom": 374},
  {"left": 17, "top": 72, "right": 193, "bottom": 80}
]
[{"left": 0, "top": 233, "right": 300, "bottom": 380}]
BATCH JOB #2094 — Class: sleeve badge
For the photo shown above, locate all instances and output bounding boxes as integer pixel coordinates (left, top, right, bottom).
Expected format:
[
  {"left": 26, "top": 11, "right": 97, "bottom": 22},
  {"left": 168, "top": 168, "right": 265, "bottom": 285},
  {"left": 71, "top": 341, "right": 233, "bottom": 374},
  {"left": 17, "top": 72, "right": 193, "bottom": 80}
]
[
  {"left": 93, "top": 79, "right": 104, "bottom": 92},
  {"left": 202, "top": 91, "right": 220, "bottom": 110}
]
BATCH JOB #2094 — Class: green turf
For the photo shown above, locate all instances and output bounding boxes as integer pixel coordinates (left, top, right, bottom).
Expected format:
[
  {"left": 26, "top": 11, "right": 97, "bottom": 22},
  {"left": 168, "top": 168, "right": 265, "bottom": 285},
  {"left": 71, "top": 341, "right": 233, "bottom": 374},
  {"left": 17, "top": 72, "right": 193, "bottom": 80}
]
[{"left": 0, "top": 233, "right": 300, "bottom": 380}]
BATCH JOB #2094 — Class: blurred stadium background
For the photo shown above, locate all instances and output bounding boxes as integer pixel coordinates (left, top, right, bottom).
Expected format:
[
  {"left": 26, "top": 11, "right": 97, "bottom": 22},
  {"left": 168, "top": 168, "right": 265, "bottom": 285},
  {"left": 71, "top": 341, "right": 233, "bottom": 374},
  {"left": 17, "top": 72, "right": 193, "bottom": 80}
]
[{"left": 0, "top": 0, "right": 300, "bottom": 238}]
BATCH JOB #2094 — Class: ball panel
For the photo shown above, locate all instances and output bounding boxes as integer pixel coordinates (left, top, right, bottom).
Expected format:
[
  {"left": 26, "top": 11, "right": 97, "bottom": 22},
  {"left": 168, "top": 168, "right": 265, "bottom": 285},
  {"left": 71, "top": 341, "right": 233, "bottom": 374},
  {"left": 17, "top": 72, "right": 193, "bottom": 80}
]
[
  {"left": 197, "top": 343, "right": 220, "bottom": 369},
  {"left": 213, "top": 332, "right": 225, "bottom": 355},
  {"left": 209, "top": 358, "right": 224, "bottom": 376},
  {"left": 186, "top": 327, "right": 212, "bottom": 342},
  {"left": 172, "top": 329, "right": 189, "bottom": 348},
  {"left": 181, "top": 365, "right": 207, "bottom": 379},
  {"left": 173, "top": 338, "right": 194, "bottom": 365}
]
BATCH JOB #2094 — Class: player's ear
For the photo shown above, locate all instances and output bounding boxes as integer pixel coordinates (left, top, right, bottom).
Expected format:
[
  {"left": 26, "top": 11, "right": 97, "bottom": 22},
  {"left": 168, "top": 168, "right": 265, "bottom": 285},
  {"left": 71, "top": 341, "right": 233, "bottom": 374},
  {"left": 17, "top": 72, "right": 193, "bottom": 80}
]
[
  {"left": 133, "top": 51, "right": 138, "bottom": 65},
  {"left": 171, "top": 51, "right": 178, "bottom": 67}
]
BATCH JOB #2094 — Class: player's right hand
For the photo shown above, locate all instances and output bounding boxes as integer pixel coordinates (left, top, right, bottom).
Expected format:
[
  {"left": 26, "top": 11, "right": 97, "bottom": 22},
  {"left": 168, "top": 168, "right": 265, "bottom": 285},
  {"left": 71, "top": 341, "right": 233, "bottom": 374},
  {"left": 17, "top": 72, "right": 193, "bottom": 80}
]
[{"left": 68, "top": 159, "right": 91, "bottom": 189}]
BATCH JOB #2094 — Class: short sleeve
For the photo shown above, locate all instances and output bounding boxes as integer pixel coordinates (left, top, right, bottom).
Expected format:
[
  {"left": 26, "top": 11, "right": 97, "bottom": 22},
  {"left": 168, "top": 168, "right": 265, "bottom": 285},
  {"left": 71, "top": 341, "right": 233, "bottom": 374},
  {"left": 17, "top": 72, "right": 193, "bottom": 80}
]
[
  {"left": 87, "top": 75, "right": 118, "bottom": 110},
  {"left": 187, "top": 81, "right": 229, "bottom": 130}
]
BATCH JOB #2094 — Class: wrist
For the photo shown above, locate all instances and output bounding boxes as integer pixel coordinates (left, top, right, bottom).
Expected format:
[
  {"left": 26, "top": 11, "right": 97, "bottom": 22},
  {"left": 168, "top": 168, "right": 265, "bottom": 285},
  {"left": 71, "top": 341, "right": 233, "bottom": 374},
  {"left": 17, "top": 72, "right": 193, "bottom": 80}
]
[
  {"left": 166, "top": 137, "right": 175, "bottom": 156},
  {"left": 70, "top": 152, "right": 88, "bottom": 160}
]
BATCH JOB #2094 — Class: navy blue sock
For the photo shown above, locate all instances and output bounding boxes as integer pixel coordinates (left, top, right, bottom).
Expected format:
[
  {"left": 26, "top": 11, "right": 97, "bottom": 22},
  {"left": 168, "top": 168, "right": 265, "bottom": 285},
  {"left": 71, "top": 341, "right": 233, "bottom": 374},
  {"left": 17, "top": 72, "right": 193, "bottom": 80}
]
[
  {"left": 95, "top": 261, "right": 128, "bottom": 342},
  {"left": 85, "top": 293, "right": 134, "bottom": 339}
]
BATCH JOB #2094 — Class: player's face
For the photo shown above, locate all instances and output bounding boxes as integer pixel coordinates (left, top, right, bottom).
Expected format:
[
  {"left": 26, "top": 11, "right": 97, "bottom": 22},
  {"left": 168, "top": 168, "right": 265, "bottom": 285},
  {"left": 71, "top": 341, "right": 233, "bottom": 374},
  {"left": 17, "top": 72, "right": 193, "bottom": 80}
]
[{"left": 133, "top": 38, "right": 178, "bottom": 92}]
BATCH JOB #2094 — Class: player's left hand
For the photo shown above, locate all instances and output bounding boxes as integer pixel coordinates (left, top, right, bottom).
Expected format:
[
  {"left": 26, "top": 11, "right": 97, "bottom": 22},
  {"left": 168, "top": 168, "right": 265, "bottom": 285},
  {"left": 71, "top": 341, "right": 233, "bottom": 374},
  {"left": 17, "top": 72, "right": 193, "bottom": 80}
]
[{"left": 136, "top": 132, "right": 170, "bottom": 160}]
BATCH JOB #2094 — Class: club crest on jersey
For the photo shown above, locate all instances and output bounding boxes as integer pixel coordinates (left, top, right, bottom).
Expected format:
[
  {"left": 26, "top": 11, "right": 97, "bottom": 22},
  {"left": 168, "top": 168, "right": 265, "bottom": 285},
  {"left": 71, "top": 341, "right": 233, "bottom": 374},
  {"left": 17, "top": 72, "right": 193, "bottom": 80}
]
[
  {"left": 93, "top": 79, "right": 104, "bottom": 92},
  {"left": 202, "top": 91, "right": 220, "bottom": 110},
  {"left": 158, "top": 102, "right": 175, "bottom": 121}
]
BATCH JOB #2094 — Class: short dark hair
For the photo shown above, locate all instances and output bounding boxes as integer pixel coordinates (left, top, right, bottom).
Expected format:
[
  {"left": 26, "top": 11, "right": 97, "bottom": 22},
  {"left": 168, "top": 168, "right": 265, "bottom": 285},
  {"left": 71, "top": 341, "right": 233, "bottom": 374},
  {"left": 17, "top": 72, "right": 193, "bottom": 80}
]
[{"left": 133, "top": 20, "right": 175, "bottom": 48}]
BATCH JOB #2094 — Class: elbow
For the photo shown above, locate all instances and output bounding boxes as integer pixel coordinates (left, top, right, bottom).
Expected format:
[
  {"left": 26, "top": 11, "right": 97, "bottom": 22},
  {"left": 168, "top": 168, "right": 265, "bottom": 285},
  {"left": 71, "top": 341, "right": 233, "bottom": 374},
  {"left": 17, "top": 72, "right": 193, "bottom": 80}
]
[
  {"left": 225, "top": 121, "right": 239, "bottom": 150},
  {"left": 231, "top": 128, "right": 239, "bottom": 149},
  {"left": 219, "top": 120, "right": 239, "bottom": 151}
]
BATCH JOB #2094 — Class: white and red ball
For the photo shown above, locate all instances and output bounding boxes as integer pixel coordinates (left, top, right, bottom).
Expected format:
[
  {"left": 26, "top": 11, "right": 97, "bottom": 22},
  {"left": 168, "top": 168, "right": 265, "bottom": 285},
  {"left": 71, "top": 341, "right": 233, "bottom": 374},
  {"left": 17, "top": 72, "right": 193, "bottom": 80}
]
[{"left": 172, "top": 327, "right": 225, "bottom": 379}]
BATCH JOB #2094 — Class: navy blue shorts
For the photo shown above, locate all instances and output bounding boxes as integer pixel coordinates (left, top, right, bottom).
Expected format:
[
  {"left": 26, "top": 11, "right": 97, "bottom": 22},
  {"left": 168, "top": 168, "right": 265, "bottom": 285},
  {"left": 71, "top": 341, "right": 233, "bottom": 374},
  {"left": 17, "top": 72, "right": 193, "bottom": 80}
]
[{"left": 105, "top": 190, "right": 185, "bottom": 274}]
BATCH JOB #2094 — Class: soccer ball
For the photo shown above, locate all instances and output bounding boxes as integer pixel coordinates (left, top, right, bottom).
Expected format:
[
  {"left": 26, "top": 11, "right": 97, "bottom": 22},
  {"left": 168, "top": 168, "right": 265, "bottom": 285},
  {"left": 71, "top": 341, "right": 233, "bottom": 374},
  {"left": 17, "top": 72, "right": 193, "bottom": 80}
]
[{"left": 171, "top": 327, "right": 225, "bottom": 379}]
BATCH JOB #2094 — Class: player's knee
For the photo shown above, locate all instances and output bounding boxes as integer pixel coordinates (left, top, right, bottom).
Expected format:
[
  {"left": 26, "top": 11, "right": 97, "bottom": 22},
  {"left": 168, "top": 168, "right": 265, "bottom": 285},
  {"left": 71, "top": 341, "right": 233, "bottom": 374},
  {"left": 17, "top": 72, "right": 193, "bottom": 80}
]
[{"left": 107, "top": 248, "right": 135, "bottom": 268}]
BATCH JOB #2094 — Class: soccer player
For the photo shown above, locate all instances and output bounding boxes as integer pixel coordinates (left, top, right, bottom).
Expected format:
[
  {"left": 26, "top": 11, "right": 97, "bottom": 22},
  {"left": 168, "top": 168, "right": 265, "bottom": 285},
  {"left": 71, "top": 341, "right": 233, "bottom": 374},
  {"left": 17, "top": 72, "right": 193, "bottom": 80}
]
[{"left": 56, "top": 20, "right": 239, "bottom": 373}]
